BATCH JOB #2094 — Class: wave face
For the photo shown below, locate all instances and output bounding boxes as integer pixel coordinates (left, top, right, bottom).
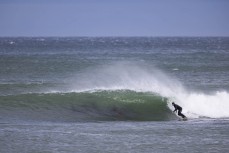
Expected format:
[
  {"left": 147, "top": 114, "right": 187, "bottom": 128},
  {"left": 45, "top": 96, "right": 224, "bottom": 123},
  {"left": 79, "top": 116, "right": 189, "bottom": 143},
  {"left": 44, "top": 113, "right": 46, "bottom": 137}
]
[{"left": 0, "top": 91, "right": 176, "bottom": 122}]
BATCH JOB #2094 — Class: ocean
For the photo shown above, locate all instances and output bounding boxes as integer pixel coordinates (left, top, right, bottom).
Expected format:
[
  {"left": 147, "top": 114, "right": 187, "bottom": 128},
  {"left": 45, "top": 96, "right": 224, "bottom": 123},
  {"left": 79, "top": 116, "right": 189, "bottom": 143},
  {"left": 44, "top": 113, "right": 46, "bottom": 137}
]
[{"left": 0, "top": 37, "right": 229, "bottom": 152}]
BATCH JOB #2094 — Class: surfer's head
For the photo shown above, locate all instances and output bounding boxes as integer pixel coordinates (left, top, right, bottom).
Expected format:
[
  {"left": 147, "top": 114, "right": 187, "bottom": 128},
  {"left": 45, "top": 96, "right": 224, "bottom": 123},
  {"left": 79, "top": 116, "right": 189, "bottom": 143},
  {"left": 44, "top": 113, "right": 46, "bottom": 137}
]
[{"left": 172, "top": 102, "right": 175, "bottom": 105}]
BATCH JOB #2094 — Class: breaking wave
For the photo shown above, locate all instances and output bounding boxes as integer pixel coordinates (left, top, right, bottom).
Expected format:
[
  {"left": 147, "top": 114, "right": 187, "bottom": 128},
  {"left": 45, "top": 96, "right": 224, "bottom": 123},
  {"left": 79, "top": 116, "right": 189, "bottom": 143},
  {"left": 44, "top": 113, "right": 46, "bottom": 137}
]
[{"left": 1, "top": 62, "right": 229, "bottom": 122}]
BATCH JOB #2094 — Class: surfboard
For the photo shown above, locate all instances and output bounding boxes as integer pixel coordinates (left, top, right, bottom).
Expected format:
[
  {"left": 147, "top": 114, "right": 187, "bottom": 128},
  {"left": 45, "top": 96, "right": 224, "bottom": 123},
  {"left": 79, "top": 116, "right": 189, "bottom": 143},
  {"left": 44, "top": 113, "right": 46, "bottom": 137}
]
[{"left": 179, "top": 117, "right": 188, "bottom": 121}]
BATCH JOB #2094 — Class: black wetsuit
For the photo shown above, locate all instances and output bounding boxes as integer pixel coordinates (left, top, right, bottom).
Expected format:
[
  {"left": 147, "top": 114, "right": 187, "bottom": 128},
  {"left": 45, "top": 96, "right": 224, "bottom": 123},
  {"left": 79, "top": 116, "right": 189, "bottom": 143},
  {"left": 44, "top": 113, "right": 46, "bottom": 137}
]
[{"left": 173, "top": 103, "right": 186, "bottom": 118}]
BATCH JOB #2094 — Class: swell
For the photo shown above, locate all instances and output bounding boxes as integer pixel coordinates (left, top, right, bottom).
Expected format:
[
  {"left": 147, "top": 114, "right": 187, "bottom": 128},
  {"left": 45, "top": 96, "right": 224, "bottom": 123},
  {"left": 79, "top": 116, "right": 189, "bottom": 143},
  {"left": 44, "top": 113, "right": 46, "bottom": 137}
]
[{"left": 0, "top": 90, "right": 176, "bottom": 122}]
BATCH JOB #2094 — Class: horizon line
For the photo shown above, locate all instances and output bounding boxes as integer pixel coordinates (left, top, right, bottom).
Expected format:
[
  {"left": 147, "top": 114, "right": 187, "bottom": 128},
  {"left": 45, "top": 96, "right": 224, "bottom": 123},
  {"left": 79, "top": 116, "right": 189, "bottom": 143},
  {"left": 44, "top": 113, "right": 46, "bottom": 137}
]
[{"left": 1, "top": 35, "right": 229, "bottom": 38}]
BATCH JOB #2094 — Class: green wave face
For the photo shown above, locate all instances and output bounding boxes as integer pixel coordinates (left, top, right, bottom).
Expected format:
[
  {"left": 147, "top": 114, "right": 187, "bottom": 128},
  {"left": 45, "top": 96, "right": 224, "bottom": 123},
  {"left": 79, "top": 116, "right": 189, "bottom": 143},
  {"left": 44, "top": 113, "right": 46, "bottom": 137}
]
[{"left": 0, "top": 90, "right": 176, "bottom": 122}]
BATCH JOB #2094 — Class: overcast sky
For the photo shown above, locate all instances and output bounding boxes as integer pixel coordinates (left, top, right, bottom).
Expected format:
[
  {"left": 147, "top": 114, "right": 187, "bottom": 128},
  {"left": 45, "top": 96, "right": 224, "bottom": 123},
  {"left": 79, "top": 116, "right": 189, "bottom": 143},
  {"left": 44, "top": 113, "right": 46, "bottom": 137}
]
[{"left": 0, "top": 0, "right": 229, "bottom": 37}]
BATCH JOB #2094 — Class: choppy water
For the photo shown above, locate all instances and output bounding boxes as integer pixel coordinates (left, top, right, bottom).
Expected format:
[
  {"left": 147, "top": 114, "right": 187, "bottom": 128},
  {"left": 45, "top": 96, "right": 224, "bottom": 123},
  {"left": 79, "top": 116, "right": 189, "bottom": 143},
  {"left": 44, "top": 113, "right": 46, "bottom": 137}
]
[
  {"left": 1, "top": 120, "right": 229, "bottom": 153},
  {"left": 0, "top": 37, "right": 229, "bottom": 152}
]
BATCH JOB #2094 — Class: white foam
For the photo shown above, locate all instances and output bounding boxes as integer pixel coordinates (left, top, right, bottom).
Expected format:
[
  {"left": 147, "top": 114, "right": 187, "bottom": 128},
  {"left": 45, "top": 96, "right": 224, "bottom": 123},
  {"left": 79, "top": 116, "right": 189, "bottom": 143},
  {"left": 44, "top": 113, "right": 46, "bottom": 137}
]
[
  {"left": 174, "top": 91, "right": 229, "bottom": 118},
  {"left": 70, "top": 62, "right": 229, "bottom": 119}
]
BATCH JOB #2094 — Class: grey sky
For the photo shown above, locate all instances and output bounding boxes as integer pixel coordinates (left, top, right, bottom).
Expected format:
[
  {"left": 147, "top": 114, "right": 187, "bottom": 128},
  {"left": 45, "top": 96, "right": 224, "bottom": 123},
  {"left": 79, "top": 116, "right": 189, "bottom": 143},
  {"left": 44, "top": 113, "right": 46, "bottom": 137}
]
[{"left": 0, "top": 0, "right": 229, "bottom": 37}]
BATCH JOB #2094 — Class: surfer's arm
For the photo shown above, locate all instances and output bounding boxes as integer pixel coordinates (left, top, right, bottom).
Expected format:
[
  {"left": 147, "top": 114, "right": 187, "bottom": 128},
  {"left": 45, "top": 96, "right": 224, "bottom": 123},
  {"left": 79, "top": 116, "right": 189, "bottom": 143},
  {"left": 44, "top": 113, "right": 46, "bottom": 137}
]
[{"left": 173, "top": 107, "right": 177, "bottom": 112}]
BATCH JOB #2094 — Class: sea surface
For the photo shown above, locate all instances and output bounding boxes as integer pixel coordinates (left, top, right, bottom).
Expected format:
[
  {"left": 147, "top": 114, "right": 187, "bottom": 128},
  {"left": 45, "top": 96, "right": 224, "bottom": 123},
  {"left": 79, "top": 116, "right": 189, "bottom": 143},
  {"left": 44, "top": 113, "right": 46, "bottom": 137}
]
[{"left": 0, "top": 37, "right": 229, "bottom": 152}]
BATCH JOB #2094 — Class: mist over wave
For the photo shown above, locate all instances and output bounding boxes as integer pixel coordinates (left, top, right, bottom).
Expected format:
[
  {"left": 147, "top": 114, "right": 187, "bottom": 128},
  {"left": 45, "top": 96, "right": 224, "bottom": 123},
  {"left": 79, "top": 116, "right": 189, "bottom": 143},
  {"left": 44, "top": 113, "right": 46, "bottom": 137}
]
[{"left": 70, "top": 62, "right": 183, "bottom": 94}]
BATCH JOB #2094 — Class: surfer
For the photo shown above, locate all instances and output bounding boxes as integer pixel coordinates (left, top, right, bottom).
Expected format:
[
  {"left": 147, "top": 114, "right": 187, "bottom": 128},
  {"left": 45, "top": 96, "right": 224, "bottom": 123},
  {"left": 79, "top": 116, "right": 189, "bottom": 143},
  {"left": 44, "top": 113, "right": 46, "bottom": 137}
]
[{"left": 172, "top": 102, "right": 186, "bottom": 119}]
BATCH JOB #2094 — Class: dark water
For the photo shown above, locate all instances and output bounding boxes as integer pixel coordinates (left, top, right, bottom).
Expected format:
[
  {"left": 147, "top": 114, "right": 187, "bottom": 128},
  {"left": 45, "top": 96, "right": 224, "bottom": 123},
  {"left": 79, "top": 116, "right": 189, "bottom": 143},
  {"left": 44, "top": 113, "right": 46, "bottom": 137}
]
[{"left": 0, "top": 37, "right": 229, "bottom": 152}]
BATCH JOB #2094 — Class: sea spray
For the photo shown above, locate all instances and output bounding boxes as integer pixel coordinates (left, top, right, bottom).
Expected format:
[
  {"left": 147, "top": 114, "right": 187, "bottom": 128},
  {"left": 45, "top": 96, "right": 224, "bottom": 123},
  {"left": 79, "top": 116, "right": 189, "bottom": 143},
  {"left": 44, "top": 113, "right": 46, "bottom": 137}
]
[{"left": 70, "top": 62, "right": 184, "bottom": 96}]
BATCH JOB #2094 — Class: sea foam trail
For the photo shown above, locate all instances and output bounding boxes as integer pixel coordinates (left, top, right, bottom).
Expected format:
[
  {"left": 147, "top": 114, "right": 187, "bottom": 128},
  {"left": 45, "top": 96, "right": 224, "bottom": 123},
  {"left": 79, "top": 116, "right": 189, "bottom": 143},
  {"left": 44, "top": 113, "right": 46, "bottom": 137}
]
[{"left": 70, "top": 62, "right": 229, "bottom": 119}]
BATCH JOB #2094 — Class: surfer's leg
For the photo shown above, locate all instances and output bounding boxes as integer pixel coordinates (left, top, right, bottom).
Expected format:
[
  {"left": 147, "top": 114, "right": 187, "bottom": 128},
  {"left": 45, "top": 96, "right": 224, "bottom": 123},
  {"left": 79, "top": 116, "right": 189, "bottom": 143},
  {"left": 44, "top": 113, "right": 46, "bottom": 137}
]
[{"left": 178, "top": 111, "right": 186, "bottom": 118}]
